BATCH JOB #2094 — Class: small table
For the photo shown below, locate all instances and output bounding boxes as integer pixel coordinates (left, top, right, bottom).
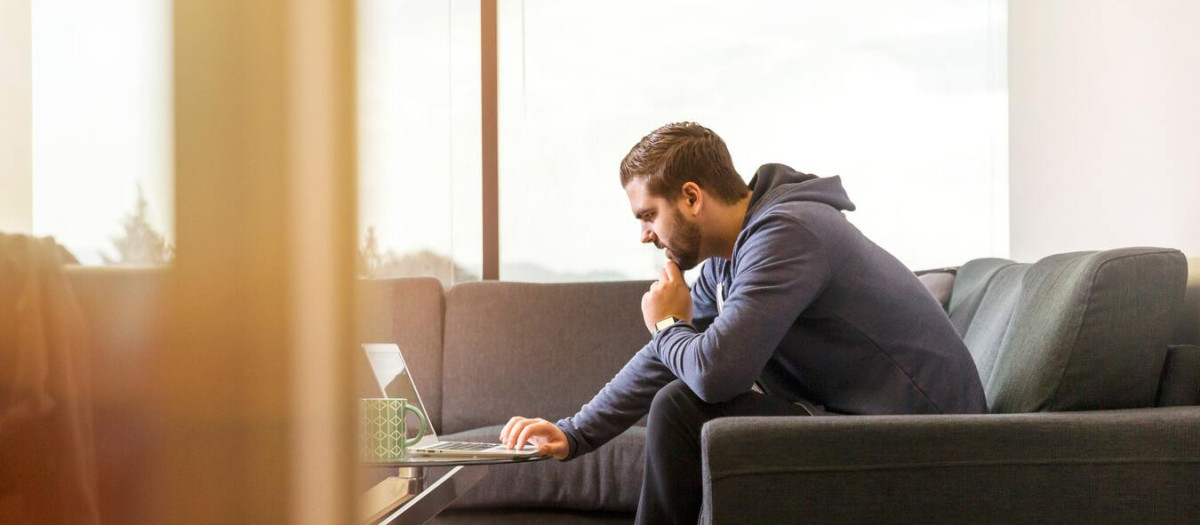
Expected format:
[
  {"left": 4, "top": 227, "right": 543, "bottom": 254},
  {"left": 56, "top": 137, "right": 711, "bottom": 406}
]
[{"left": 360, "top": 454, "right": 547, "bottom": 524}]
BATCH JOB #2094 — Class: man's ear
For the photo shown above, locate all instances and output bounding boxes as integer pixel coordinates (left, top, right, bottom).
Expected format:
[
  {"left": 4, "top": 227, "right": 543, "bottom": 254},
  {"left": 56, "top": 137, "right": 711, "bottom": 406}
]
[{"left": 680, "top": 182, "right": 702, "bottom": 215}]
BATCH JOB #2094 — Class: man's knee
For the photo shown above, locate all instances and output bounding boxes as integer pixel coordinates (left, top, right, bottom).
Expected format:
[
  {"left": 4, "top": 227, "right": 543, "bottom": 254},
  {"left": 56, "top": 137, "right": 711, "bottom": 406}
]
[{"left": 649, "top": 380, "right": 703, "bottom": 421}]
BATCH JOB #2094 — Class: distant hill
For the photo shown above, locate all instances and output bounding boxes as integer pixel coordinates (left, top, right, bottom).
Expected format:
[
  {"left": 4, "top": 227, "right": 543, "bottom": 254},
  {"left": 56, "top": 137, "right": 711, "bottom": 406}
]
[
  {"left": 375, "top": 249, "right": 478, "bottom": 284},
  {"left": 359, "top": 226, "right": 636, "bottom": 285},
  {"left": 499, "top": 262, "right": 631, "bottom": 283}
]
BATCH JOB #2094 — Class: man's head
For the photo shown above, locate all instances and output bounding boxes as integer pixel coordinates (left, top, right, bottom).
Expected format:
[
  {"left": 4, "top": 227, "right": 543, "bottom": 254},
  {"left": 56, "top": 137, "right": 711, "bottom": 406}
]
[{"left": 620, "top": 122, "right": 751, "bottom": 270}]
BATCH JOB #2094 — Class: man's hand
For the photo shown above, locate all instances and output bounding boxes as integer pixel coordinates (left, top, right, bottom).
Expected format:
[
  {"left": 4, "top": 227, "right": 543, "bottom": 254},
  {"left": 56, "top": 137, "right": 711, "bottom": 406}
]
[
  {"left": 641, "top": 260, "right": 693, "bottom": 334},
  {"left": 499, "top": 417, "right": 569, "bottom": 460}
]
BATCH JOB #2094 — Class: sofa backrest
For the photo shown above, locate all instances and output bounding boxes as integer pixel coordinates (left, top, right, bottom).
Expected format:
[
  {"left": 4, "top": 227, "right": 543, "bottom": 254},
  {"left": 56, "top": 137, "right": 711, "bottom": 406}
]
[
  {"left": 1174, "top": 257, "right": 1200, "bottom": 346},
  {"left": 439, "top": 280, "right": 651, "bottom": 435},
  {"left": 948, "top": 248, "right": 1188, "bottom": 413},
  {"left": 357, "top": 277, "right": 446, "bottom": 432}
]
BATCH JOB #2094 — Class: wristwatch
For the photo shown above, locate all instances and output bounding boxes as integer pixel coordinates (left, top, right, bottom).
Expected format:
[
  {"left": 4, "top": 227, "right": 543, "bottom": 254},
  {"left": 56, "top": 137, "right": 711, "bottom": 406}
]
[{"left": 654, "top": 316, "right": 682, "bottom": 333}]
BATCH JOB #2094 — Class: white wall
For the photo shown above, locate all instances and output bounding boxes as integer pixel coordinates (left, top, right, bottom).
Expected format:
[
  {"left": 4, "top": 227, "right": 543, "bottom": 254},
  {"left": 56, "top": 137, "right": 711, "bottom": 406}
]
[
  {"left": 0, "top": 0, "right": 32, "bottom": 234},
  {"left": 1009, "top": 0, "right": 1200, "bottom": 261}
]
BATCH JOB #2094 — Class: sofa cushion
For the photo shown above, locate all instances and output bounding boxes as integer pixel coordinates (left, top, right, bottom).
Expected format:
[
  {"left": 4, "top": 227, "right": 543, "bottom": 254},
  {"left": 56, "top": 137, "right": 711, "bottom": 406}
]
[
  {"left": 1157, "top": 345, "right": 1200, "bottom": 407},
  {"left": 959, "top": 264, "right": 1030, "bottom": 388},
  {"left": 915, "top": 269, "right": 956, "bottom": 311},
  {"left": 444, "top": 425, "right": 644, "bottom": 512},
  {"left": 357, "top": 277, "right": 445, "bottom": 431},
  {"left": 947, "top": 258, "right": 1016, "bottom": 336},
  {"left": 440, "top": 281, "right": 651, "bottom": 435},
  {"left": 951, "top": 248, "right": 1187, "bottom": 413},
  {"left": 433, "top": 509, "right": 633, "bottom": 525},
  {"left": 701, "top": 408, "right": 1200, "bottom": 524},
  {"left": 1174, "top": 257, "right": 1200, "bottom": 346}
]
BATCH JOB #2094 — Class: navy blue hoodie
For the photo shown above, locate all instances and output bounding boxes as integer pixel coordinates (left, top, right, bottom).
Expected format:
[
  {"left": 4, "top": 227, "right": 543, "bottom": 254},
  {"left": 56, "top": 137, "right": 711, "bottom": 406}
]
[{"left": 556, "top": 164, "right": 987, "bottom": 459}]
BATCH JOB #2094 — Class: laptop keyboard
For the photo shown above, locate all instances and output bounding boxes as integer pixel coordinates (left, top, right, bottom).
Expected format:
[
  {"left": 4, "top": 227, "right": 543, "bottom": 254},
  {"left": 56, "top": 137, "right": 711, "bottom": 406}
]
[{"left": 425, "top": 441, "right": 500, "bottom": 452}]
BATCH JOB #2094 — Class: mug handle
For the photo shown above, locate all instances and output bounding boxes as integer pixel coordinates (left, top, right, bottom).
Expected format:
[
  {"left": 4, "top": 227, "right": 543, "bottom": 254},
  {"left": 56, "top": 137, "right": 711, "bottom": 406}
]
[{"left": 402, "top": 404, "right": 427, "bottom": 447}]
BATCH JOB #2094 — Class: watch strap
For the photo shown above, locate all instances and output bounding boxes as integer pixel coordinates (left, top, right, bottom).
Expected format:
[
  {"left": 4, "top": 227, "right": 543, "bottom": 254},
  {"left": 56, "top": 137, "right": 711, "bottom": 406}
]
[{"left": 655, "top": 316, "right": 681, "bottom": 333}]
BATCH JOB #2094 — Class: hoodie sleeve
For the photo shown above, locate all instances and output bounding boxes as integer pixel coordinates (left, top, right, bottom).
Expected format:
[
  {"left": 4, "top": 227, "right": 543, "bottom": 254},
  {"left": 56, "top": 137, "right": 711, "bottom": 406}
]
[
  {"left": 554, "top": 342, "right": 676, "bottom": 460},
  {"left": 651, "top": 213, "right": 831, "bottom": 403},
  {"left": 554, "top": 263, "right": 725, "bottom": 460}
]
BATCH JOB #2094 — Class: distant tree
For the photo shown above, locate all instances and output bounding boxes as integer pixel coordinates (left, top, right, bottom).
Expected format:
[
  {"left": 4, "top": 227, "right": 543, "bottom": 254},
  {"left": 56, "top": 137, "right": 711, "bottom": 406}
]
[
  {"left": 357, "top": 226, "right": 478, "bottom": 285},
  {"left": 103, "top": 184, "right": 173, "bottom": 264},
  {"left": 383, "top": 249, "right": 478, "bottom": 284},
  {"left": 358, "top": 225, "right": 384, "bottom": 278}
]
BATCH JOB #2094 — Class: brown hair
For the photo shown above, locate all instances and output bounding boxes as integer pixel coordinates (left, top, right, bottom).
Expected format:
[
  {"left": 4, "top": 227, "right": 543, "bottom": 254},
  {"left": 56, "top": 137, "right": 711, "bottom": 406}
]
[{"left": 619, "top": 122, "right": 749, "bottom": 204}]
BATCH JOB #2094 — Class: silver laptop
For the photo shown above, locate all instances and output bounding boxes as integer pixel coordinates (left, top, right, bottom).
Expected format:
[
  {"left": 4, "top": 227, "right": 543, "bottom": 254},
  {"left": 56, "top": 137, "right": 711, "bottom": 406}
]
[{"left": 360, "top": 344, "right": 538, "bottom": 458}]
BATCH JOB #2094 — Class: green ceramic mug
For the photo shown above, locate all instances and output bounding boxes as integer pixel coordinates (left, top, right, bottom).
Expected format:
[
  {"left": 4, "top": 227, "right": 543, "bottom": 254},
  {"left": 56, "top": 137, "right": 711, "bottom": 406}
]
[{"left": 359, "top": 398, "right": 428, "bottom": 462}]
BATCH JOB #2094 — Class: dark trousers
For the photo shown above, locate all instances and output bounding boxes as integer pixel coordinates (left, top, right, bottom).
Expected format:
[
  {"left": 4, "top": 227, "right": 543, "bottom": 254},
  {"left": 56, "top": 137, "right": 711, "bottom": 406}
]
[{"left": 637, "top": 380, "right": 817, "bottom": 525}]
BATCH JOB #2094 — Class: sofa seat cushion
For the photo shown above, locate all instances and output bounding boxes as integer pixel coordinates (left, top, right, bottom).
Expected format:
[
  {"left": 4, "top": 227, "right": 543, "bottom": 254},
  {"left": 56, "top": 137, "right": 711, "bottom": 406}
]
[
  {"left": 444, "top": 425, "right": 645, "bottom": 513},
  {"left": 433, "top": 509, "right": 633, "bottom": 525}
]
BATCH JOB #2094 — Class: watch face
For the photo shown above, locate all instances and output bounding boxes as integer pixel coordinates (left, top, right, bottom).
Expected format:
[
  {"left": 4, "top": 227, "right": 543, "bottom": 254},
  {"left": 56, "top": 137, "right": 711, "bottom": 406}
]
[{"left": 655, "top": 317, "right": 679, "bottom": 332}]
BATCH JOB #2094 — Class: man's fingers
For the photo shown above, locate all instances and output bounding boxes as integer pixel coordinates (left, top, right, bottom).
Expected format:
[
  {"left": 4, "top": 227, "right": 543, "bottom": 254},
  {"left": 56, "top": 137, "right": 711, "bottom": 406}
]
[
  {"left": 665, "top": 260, "right": 683, "bottom": 282},
  {"left": 499, "top": 416, "right": 522, "bottom": 443},
  {"left": 501, "top": 418, "right": 567, "bottom": 458},
  {"left": 505, "top": 419, "right": 531, "bottom": 449},
  {"left": 514, "top": 424, "right": 536, "bottom": 450},
  {"left": 515, "top": 421, "right": 546, "bottom": 451}
]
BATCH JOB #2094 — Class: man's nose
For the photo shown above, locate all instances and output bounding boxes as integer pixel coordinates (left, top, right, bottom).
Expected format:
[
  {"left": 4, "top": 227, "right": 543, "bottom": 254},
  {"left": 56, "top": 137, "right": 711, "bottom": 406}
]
[{"left": 641, "top": 228, "right": 656, "bottom": 245}]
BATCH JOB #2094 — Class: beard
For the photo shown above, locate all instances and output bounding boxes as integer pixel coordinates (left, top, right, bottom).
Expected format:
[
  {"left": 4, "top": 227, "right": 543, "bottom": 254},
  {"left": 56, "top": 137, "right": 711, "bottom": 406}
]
[{"left": 665, "top": 208, "right": 703, "bottom": 271}]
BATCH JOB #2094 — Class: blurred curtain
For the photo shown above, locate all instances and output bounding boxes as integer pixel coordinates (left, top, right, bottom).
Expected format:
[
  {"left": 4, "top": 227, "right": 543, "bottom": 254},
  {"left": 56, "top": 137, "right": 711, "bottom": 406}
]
[{"left": 0, "top": 234, "right": 99, "bottom": 524}]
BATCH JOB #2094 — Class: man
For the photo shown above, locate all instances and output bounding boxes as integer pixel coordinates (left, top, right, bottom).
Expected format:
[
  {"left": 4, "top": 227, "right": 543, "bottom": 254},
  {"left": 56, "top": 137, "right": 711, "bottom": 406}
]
[{"left": 500, "top": 122, "right": 987, "bottom": 524}]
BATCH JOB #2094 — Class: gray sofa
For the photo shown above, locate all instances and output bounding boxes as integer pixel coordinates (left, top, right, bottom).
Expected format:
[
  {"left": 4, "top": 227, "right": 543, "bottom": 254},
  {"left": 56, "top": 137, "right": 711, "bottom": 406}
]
[
  {"left": 68, "top": 247, "right": 1199, "bottom": 523},
  {"left": 701, "top": 248, "right": 1200, "bottom": 524},
  {"left": 356, "top": 277, "right": 653, "bottom": 523},
  {"left": 352, "top": 247, "right": 1200, "bottom": 524}
]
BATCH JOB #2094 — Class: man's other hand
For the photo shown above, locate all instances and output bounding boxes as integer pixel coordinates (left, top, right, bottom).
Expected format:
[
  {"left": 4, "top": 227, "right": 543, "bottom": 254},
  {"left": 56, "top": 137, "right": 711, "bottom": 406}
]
[
  {"left": 641, "top": 260, "right": 693, "bottom": 334},
  {"left": 499, "top": 417, "right": 569, "bottom": 460}
]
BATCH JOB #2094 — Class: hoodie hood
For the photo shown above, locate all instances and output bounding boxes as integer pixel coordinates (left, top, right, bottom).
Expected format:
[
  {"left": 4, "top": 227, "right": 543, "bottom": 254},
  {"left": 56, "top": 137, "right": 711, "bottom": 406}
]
[{"left": 744, "top": 163, "right": 856, "bottom": 224}]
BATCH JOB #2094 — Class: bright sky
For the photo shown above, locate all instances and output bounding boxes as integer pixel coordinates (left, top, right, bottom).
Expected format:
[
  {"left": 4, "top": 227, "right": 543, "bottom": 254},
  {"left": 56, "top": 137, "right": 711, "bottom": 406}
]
[
  {"left": 31, "top": 0, "right": 173, "bottom": 265},
  {"left": 358, "top": 0, "right": 1008, "bottom": 281},
  {"left": 30, "top": 0, "right": 1006, "bottom": 277}
]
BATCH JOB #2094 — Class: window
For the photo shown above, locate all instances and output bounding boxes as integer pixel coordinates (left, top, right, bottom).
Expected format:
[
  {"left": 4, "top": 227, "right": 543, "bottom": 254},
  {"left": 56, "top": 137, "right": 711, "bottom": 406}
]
[
  {"left": 497, "top": 0, "right": 1008, "bottom": 280},
  {"left": 356, "top": 0, "right": 1007, "bottom": 283},
  {"left": 31, "top": 0, "right": 174, "bottom": 265},
  {"left": 357, "top": 0, "right": 482, "bottom": 284}
]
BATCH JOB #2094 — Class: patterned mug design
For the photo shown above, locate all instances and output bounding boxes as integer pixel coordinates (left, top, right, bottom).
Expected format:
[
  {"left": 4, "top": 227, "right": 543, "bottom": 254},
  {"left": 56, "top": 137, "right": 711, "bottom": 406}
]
[{"left": 359, "top": 398, "right": 427, "bottom": 462}]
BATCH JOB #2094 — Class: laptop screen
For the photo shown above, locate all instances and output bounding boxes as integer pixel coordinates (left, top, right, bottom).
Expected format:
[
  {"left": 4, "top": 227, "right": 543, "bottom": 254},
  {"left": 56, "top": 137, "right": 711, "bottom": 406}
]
[{"left": 359, "top": 343, "right": 440, "bottom": 448}]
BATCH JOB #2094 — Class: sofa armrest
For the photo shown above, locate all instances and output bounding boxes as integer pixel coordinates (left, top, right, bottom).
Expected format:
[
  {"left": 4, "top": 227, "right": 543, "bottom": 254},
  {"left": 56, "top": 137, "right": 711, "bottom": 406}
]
[{"left": 701, "top": 408, "right": 1200, "bottom": 524}]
